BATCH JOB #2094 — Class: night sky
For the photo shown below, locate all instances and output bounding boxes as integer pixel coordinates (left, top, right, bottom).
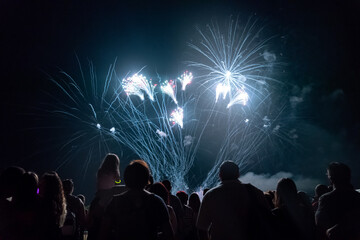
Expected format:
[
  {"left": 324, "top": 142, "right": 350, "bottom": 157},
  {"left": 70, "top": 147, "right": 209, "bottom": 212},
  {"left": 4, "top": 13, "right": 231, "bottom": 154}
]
[{"left": 1, "top": 0, "right": 359, "bottom": 198}]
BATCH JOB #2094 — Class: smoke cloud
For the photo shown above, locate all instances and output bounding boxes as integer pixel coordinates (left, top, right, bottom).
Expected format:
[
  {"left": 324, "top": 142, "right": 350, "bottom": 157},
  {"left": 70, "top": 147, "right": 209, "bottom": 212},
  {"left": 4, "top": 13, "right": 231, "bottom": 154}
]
[{"left": 239, "top": 171, "right": 321, "bottom": 194}]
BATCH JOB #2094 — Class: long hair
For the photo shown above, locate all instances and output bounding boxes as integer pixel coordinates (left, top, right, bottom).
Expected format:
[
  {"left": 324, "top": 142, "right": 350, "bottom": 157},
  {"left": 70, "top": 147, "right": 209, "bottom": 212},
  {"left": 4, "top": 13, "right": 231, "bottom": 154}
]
[
  {"left": 189, "top": 192, "right": 201, "bottom": 213},
  {"left": 39, "top": 172, "right": 67, "bottom": 227},
  {"left": 97, "top": 153, "right": 120, "bottom": 180},
  {"left": 275, "top": 178, "right": 299, "bottom": 208}
]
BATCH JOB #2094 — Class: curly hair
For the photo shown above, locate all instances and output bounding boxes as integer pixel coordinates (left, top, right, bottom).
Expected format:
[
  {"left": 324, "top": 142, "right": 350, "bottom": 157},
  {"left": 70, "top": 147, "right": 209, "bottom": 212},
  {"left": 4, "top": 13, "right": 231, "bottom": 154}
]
[{"left": 39, "top": 172, "right": 67, "bottom": 227}]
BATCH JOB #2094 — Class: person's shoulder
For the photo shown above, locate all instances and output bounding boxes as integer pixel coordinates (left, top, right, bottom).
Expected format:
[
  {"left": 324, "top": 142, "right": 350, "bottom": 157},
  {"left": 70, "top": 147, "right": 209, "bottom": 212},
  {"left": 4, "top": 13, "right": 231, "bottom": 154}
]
[
  {"left": 318, "top": 190, "right": 335, "bottom": 204},
  {"left": 147, "top": 191, "right": 165, "bottom": 203}
]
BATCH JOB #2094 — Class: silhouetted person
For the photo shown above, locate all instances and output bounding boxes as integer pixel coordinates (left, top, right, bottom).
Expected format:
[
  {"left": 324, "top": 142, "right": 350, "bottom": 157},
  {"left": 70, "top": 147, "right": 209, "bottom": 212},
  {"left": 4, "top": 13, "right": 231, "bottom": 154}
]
[
  {"left": 177, "top": 191, "right": 194, "bottom": 239},
  {"left": 316, "top": 162, "right": 360, "bottom": 239},
  {"left": 11, "top": 171, "right": 40, "bottom": 240},
  {"left": 188, "top": 192, "right": 201, "bottom": 240},
  {"left": 188, "top": 192, "right": 201, "bottom": 219},
  {"left": 272, "top": 178, "right": 315, "bottom": 240},
  {"left": 312, "top": 184, "right": 329, "bottom": 212},
  {"left": 88, "top": 153, "right": 126, "bottom": 240},
  {"left": 38, "top": 172, "right": 67, "bottom": 240},
  {"left": 0, "top": 166, "right": 25, "bottom": 239},
  {"left": 298, "top": 191, "right": 313, "bottom": 213},
  {"left": 162, "top": 179, "right": 184, "bottom": 236},
  {"left": 264, "top": 190, "right": 275, "bottom": 209},
  {"left": 148, "top": 182, "right": 178, "bottom": 235},
  {"left": 100, "top": 160, "right": 174, "bottom": 240},
  {"left": 197, "top": 161, "right": 270, "bottom": 240},
  {"left": 62, "top": 179, "right": 86, "bottom": 240}
]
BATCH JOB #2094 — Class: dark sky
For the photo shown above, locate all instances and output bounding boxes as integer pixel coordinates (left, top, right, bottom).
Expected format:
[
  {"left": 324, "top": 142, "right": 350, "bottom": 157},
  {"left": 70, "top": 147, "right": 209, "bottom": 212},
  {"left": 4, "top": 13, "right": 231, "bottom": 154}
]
[{"left": 1, "top": 0, "right": 359, "bottom": 197}]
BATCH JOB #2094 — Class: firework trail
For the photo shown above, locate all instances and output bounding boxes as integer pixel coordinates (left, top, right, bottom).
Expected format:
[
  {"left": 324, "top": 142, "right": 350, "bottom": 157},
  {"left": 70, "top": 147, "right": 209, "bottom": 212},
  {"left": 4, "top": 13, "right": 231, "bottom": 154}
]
[
  {"left": 38, "top": 59, "right": 122, "bottom": 176},
  {"left": 108, "top": 71, "right": 203, "bottom": 191}
]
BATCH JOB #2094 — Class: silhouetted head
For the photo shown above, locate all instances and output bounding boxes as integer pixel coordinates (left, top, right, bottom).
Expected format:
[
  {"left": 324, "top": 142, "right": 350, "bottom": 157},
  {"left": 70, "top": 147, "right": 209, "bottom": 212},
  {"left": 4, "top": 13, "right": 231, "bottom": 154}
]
[
  {"left": 275, "top": 178, "right": 298, "bottom": 207},
  {"left": 0, "top": 166, "right": 25, "bottom": 198},
  {"left": 314, "top": 184, "right": 329, "bottom": 198},
  {"left": 62, "top": 179, "right": 74, "bottom": 195},
  {"left": 17, "top": 171, "right": 38, "bottom": 200},
  {"left": 327, "top": 162, "right": 351, "bottom": 186},
  {"left": 219, "top": 161, "right": 239, "bottom": 181},
  {"left": 298, "top": 191, "right": 312, "bottom": 208},
  {"left": 124, "top": 161, "right": 150, "bottom": 190},
  {"left": 97, "top": 153, "right": 121, "bottom": 190},
  {"left": 97, "top": 153, "right": 120, "bottom": 180},
  {"left": 148, "top": 182, "right": 169, "bottom": 204},
  {"left": 39, "top": 172, "right": 64, "bottom": 199},
  {"left": 162, "top": 180, "right": 172, "bottom": 192},
  {"left": 189, "top": 192, "right": 201, "bottom": 213},
  {"left": 176, "top": 191, "right": 188, "bottom": 206}
]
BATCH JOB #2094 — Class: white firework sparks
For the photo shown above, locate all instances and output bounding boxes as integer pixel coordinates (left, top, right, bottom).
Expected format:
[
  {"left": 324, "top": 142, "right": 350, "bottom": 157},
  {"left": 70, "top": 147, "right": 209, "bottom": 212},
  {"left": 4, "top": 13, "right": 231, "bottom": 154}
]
[
  {"left": 226, "top": 88, "right": 249, "bottom": 108},
  {"left": 160, "top": 79, "right": 178, "bottom": 104},
  {"left": 169, "top": 107, "right": 184, "bottom": 128},
  {"left": 178, "top": 71, "right": 193, "bottom": 91},
  {"left": 122, "top": 73, "right": 155, "bottom": 101}
]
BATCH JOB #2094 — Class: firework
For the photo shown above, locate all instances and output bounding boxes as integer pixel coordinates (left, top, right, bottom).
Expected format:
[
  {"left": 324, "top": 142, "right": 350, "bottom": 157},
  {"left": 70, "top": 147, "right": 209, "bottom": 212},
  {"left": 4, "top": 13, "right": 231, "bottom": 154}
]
[
  {"left": 38, "top": 18, "right": 293, "bottom": 194},
  {"left": 226, "top": 88, "right": 249, "bottom": 108},
  {"left": 122, "top": 73, "right": 155, "bottom": 101},
  {"left": 215, "top": 82, "right": 231, "bottom": 102},
  {"left": 188, "top": 17, "right": 274, "bottom": 107},
  {"left": 178, "top": 71, "right": 193, "bottom": 91},
  {"left": 160, "top": 79, "right": 178, "bottom": 104},
  {"left": 169, "top": 107, "right": 184, "bottom": 128}
]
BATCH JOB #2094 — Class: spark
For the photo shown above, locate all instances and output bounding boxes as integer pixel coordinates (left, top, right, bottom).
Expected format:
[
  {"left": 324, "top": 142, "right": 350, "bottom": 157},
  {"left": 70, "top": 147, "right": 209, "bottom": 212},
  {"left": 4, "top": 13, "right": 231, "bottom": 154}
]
[
  {"left": 122, "top": 73, "right": 155, "bottom": 101},
  {"left": 226, "top": 88, "right": 249, "bottom": 108},
  {"left": 96, "top": 123, "right": 101, "bottom": 129},
  {"left": 110, "top": 127, "right": 115, "bottom": 133},
  {"left": 160, "top": 80, "right": 178, "bottom": 104},
  {"left": 169, "top": 107, "right": 184, "bottom": 128},
  {"left": 188, "top": 17, "right": 274, "bottom": 107},
  {"left": 178, "top": 71, "right": 193, "bottom": 91},
  {"left": 215, "top": 83, "right": 231, "bottom": 102}
]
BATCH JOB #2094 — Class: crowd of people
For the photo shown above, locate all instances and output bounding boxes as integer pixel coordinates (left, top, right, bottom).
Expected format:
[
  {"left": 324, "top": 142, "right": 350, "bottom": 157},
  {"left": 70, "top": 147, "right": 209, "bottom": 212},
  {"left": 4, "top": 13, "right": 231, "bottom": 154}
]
[{"left": 1, "top": 153, "right": 360, "bottom": 240}]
